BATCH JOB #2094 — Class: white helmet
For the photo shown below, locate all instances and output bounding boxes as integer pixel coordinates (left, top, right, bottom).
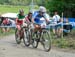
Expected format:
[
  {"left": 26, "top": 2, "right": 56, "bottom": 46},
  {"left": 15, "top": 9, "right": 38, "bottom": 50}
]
[{"left": 39, "top": 6, "right": 46, "bottom": 12}]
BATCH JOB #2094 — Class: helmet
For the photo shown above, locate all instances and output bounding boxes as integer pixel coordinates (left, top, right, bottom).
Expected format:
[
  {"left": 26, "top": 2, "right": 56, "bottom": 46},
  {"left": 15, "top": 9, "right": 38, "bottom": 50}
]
[
  {"left": 39, "top": 6, "right": 46, "bottom": 12},
  {"left": 19, "top": 9, "right": 24, "bottom": 13}
]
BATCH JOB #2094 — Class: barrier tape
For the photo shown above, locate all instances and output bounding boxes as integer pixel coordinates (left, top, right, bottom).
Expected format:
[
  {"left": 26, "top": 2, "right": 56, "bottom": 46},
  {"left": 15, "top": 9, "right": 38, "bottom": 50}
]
[{"left": 0, "top": 23, "right": 71, "bottom": 28}]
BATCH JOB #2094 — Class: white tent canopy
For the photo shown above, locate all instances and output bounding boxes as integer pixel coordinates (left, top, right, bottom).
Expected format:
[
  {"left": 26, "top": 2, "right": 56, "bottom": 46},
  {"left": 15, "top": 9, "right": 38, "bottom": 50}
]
[{"left": 1, "top": 13, "right": 17, "bottom": 18}]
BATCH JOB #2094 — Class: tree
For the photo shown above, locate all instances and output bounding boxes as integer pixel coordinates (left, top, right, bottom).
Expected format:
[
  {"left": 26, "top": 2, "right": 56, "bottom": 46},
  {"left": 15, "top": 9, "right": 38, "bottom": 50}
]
[{"left": 44, "top": 0, "right": 75, "bottom": 17}]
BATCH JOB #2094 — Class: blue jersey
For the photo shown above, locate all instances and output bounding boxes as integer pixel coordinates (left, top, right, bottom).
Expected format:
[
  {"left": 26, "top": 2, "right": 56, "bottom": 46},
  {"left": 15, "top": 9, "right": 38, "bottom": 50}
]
[
  {"left": 33, "top": 11, "right": 50, "bottom": 24},
  {"left": 35, "top": 14, "right": 45, "bottom": 24},
  {"left": 32, "top": 11, "right": 39, "bottom": 19},
  {"left": 32, "top": 11, "right": 45, "bottom": 24}
]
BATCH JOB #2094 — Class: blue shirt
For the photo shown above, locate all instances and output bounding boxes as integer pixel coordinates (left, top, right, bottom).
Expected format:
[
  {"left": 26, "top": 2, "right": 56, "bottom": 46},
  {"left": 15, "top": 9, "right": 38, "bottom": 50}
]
[{"left": 33, "top": 11, "right": 50, "bottom": 24}]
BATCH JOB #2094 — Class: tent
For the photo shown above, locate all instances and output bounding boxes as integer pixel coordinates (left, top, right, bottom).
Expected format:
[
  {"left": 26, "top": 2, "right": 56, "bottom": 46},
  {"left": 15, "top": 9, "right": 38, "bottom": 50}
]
[{"left": 1, "top": 13, "right": 17, "bottom": 18}]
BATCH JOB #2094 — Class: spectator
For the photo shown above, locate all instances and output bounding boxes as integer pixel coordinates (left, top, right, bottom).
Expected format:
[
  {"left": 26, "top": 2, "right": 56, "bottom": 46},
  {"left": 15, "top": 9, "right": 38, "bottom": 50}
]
[
  {"left": 1, "top": 17, "right": 11, "bottom": 32},
  {"left": 52, "top": 11, "right": 61, "bottom": 37},
  {"left": 63, "top": 18, "right": 72, "bottom": 35}
]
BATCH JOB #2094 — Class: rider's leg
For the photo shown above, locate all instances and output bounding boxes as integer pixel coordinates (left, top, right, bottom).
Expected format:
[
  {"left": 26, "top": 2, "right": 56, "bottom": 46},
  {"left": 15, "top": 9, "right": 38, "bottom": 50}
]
[
  {"left": 17, "top": 25, "right": 21, "bottom": 31},
  {"left": 20, "top": 22, "right": 28, "bottom": 39},
  {"left": 16, "top": 25, "right": 22, "bottom": 38},
  {"left": 34, "top": 24, "right": 40, "bottom": 32},
  {"left": 33, "top": 24, "right": 41, "bottom": 42}
]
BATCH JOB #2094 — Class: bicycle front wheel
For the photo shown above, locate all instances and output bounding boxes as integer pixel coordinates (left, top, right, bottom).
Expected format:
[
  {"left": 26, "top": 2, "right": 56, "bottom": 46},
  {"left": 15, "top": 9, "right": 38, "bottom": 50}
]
[
  {"left": 15, "top": 28, "right": 21, "bottom": 44},
  {"left": 41, "top": 30, "right": 51, "bottom": 52},
  {"left": 23, "top": 29, "right": 30, "bottom": 47}
]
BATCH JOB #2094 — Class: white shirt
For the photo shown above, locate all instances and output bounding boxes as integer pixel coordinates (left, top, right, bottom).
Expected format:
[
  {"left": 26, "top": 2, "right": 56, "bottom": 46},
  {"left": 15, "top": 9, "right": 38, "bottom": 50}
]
[{"left": 53, "top": 15, "right": 60, "bottom": 23}]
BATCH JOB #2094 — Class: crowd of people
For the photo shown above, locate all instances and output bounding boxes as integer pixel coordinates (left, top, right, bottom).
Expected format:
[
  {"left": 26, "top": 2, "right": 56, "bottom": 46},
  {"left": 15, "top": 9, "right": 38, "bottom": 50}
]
[{"left": 0, "top": 6, "right": 72, "bottom": 37}]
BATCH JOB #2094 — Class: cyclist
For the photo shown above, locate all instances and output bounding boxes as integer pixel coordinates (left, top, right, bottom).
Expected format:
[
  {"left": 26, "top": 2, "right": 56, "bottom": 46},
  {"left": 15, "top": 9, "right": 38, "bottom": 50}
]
[
  {"left": 16, "top": 9, "right": 28, "bottom": 30},
  {"left": 16, "top": 9, "right": 27, "bottom": 38},
  {"left": 32, "top": 6, "right": 50, "bottom": 32},
  {"left": 25, "top": 11, "right": 33, "bottom": 23}
]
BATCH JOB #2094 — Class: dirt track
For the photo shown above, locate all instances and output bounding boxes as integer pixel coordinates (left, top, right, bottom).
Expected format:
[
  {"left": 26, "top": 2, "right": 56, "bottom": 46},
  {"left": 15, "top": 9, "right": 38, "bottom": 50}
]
[{"left": 0, "top": 34, "right": 75, "bottom": 57}]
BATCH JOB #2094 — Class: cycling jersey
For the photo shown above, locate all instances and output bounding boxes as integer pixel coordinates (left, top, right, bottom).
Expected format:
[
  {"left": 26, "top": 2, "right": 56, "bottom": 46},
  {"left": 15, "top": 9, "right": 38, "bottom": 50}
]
[
  {"left": 33, "top": 11, "right": 50, "bottom": 24},
  {"left": 34, "top": 14, "right": 45, "bottom": 24},
  {"left": 33, "top": 13, "right": 46, "bottom": 27},
  {"left": 16, "top": 19, "right": 23, "bottom": 25},
  {"left": 25, "top": 15, "right": 32, "bottom": 23},
  {"left": 16, "top": 14, "right": 25, "bottom": 25},
  {"left": 17, "top": 14, "right": 25, "bottom": 20},
  {"left": 33, "top": 11, "right": 50, "bottom": 21}
]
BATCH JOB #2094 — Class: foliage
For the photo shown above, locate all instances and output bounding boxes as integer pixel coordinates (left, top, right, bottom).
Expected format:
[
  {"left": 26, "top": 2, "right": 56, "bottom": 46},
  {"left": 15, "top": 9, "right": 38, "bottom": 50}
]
[
  {"left": 44, "top": 0, "right": 75, "bottom": 17},
  {"left": 0, "top": 0, "right": 43, "bottom": 6}
]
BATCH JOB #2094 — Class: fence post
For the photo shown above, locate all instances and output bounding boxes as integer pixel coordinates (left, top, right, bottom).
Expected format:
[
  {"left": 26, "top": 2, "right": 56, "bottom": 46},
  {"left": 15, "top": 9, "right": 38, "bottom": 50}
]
[{"left": 62, "top": 12, "right": 63, "bottom": 38}]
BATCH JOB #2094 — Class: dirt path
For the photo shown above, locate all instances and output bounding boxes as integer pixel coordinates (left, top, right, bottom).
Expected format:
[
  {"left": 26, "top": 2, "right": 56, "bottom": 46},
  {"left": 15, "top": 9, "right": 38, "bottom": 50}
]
[{"left": 0, "top": 34, "right": 75, "bottom": 57}]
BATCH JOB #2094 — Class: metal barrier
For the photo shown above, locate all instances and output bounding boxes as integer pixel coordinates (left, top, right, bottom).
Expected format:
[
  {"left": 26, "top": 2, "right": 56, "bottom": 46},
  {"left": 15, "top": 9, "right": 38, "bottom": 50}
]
[
  {"left": 0, "top": 22, "right": 74, "bottom": 29},
  {"left": 0, "top": 26, "right": 16, "bottom": 28}
]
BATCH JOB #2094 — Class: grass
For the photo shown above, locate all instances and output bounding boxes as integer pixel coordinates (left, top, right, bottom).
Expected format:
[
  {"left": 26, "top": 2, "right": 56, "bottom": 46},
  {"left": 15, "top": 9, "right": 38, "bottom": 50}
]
[
  {"left": 52, "top": 38, "right": 75, "bottom": 49},
  {"left": 0, "top": 5, "right": 30, "bottom": 14},
  {"left": 51, "top": 30, "right": 75, "bottom": 49},
  {"left": 0, "top": 5, "right": 39, "bottom": 14},
  {"left": 0, "top": 28, "right": 15, "bottom": 37}
]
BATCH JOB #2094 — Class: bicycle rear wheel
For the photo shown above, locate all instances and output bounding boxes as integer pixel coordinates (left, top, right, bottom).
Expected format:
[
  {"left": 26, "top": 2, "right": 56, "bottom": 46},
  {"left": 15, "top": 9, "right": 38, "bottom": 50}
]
[
  {"left": 32, "top": 32, "right": 39, "bottom": 48},
  {"left": 41, "top": 30, "right": 51, "bottom": 52}
]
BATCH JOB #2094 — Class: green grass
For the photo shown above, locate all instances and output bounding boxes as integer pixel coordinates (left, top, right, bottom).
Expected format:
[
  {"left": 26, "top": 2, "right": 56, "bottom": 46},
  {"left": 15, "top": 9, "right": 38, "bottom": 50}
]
[
  {"left": 0, "top": 28, "right": 15, "bottom": 37},
  {"left": 0, "top": 5, "right": 39, "bottom": 14},
  {"left": 0, "top": 5, "right": 30, "bottom": 14},
  {"left": 51, "top": 30, "right": 75, "bottom": 49},
  {"left": 52, "top": 38, "right": 75, "bottom": 49}
]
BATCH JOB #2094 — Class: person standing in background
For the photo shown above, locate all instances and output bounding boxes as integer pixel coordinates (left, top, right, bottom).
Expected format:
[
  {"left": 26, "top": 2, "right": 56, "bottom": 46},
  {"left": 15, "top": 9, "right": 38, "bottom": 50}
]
[{"left": 52, "top": 11, "right": 61, "bottom": 37}]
